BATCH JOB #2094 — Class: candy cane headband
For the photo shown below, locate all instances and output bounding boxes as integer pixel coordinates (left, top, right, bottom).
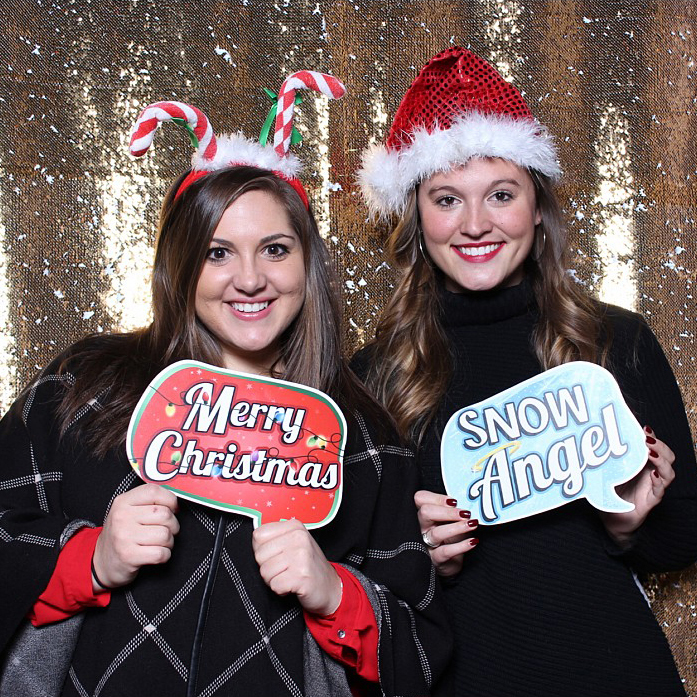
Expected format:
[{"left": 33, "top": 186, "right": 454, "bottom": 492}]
[{"left": 129, "top": 70, "right": 346, "bottom": 208}]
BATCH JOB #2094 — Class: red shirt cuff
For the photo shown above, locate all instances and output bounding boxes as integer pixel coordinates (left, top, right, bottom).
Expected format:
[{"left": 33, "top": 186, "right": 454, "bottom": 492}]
[
  {"left": 304, "top": 563, "right": 379, "bottom": 683},
  {"left": 28, "top": 526, "right": 111, "bottom": 626}
]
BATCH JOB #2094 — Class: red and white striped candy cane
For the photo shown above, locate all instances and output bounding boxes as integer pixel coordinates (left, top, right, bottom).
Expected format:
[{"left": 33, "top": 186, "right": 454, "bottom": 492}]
[
  {"left": 129, "top": 101, "right": 218, "bottom": 162},
  {"left": 273, "top": 71, "right": 346, "bottom": 158}
]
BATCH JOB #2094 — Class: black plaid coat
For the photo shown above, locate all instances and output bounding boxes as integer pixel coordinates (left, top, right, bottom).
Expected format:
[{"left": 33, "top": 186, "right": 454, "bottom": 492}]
[{"left": 0, "top": 356, "right": 452, "bottom": 696}]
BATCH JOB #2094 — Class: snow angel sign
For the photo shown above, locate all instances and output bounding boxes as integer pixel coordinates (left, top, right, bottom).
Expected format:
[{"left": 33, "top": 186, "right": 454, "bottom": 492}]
[
  {"left": 441, "top": 362, "right": 648, "bottom": 525},
  {"left": 127, "top": 360, "right": 346, "bottom": 529}
]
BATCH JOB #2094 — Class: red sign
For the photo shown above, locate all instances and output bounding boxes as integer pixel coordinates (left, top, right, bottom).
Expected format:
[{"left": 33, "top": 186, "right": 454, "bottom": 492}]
[{"left": 126, "top": 360, "right": 345, "bottom": 528}]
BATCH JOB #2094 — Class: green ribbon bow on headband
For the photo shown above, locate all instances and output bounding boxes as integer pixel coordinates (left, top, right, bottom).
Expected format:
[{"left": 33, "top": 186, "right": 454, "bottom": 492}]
[
  {"left": 167, "top": 88, "right": 304, "bottom": 151},
  {"left": 170, "top": 118, "right": 200, "bottom": 148},
  {"left": 259, "top": 87, "right": 304, "bottom": 147}
]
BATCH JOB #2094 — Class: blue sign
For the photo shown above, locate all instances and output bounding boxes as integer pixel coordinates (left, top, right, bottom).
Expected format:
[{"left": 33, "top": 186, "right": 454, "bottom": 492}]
[{"left": 441, "top": 362, "right": 648, "bottom": 525}]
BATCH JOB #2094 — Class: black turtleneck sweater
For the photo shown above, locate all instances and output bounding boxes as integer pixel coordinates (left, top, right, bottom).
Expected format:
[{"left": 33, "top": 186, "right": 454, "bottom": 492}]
[{"left": 355, "top": 281, "right": 697, "bottom": 697}]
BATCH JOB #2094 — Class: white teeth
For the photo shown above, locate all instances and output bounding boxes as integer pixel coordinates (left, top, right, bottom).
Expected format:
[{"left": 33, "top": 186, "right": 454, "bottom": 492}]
[
  {"left": 458, "top": 243, "right": 502, "bottom": 257},
  {"left": 232, "top": 301, "right": 269, "bottom": 313}
]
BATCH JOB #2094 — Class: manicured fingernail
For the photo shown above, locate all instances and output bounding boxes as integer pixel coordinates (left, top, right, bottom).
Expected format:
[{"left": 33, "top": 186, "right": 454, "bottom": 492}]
[
  {"left": 446, "top": 498, "right": 458, "bottom": 507},
  {"left": 645, "top": 425, "right": 654, "bottom": 434},
  {"left": 469, "top": 538, "right": 479, "bottom": 547},
  {"left": 468, "top": 519, "right": 479, "bottom": 528},
  {"left": 646, "top": 436, "right": 656, "bottom": 445},
  {"left": 649, "top": 449, "right": 658, "bottom": 458},
  {"left": 459, "top": 510, "right": 471, "bottom": 519},
  {"left": 652, "top": 469, "right": 660, "bottom": 479}
]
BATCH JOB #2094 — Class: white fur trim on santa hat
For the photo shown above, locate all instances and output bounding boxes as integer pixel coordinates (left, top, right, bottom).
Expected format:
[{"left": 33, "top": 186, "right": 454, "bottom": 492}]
[
  {"left": 358, "top": 112, "right": 562, "bottom": 219},
  {"left": 192, "top": 132, "right": 302, "bottom": 178}
]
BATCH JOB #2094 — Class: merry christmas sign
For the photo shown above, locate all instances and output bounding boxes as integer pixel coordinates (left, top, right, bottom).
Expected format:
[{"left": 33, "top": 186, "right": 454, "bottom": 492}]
[
  {"left": 126, "top": 360, "right": 346, "bottom": 528},
  {"left": 441, "top": 362, "right": 648, "bottom": 525}
]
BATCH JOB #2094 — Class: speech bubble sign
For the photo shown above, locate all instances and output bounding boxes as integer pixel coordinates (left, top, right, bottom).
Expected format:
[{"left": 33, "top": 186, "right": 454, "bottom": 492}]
[
  {"left": 441, "top": 361, "right": 648, "bottom": 525},
  {"left": 126, "top": 360, "right": 345, "bottom": 529}
]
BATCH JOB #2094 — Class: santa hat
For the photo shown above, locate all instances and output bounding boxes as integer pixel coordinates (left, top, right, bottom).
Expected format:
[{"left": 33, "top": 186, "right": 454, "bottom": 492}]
[
  {"left": 357, "top": 47, "right": 561, "bottom": 218},
  {"left": 129, "top": 71, "right": 346, "bottom": 209}
]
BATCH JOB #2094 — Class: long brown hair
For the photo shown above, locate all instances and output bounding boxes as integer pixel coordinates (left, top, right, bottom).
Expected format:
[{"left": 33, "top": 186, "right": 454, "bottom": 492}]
[
  {"left": 364, "top": 167, "right": 611, "bottom": 445},
  {"left": 56, "top": 166, "right": 381, "bottom": 456}
]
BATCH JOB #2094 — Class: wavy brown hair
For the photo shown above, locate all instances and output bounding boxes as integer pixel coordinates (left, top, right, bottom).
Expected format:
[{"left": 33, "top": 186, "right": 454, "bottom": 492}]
[
  {"left": 56, "top": 166, "right": 381, "bottom": 456},
  {"left": 364, "top": 168, "right": 611, "bottom": 445}
]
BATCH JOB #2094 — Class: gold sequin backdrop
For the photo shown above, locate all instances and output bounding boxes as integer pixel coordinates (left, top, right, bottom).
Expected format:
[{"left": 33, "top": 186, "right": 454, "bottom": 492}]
[{"left": 3, "top": 0, "right": 696, "bottom": 690}]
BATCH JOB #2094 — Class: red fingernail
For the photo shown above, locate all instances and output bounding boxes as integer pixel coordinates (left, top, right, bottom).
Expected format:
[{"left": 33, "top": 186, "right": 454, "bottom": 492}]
[
  {"left": 645, "top": 425, "right": 654, "bottom": 434},
  {"left": 646, "top": 436, "right": 656, "bottom": 445},
  {"left": 468, "top": 519, "right": 479, "bottom": 528},
  {"left": 469, "top": 538, "right": 479, "bottom": 547},
  {"left": 649, "top": 449, "right": 658, "bottom": 458},
  {"left": 652, "top": 469, "right": 660, "bottom": 479},
  {"left": 459, "top": 510, "right": 471, "bottom": 519},
  {"left": 446, "top": 498, "right": 458, "bottom": 507}
]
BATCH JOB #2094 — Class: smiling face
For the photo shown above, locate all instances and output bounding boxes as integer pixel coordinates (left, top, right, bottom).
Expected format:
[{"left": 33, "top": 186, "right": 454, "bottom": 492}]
[
  {"left": 417, "top": 158, "right": 541, "bottom": 293},
  {"left": 195, "top": 189, "right": 306, "bottom": 374}
]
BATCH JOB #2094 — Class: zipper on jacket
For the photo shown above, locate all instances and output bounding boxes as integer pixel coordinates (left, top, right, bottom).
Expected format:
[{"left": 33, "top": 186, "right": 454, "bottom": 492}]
[{"left": 187, "top": 513, "right": 226, "bottom": 697}]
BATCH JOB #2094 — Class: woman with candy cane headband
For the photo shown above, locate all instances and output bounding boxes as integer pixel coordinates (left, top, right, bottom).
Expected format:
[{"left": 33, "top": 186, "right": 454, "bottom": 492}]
[
  {"left": 354, "top": 47, "right": 697, "bottom": 696},
  {"left": 0, "top": 72, "right": 451, "bottom": 697}
]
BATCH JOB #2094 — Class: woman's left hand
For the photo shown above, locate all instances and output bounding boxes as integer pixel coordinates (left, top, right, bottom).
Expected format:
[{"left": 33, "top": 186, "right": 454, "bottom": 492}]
[
  {"left": 252, "top": 519, "right": 342, "bottom": 616},
  {"left": 600, "top": 426, "right": 675, "bottom": 544}
]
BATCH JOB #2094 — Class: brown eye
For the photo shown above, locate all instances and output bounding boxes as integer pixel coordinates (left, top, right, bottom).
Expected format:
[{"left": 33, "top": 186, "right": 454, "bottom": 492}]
[
  {"left": 264, "top": 244, "right": 290, "bottom": 259},
  {"left": 206, "top": 247, "right": 229, "bottom": 262}
]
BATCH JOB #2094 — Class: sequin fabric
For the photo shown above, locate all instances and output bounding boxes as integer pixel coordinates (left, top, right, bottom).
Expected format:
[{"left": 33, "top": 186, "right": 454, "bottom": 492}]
[
  {"left": 2, "top": 1, "right": 696, "bottom": 693},
  {"left": 386, "top": 45, "right": 533, "bottom": 150}
]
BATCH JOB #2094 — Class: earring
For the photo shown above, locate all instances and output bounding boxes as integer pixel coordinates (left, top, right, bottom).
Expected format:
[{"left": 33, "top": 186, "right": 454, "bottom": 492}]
[
  {"left": 534, "top": 229, "right": 546, "bottom": 261},
  {"left": 417, "top": 229, "right": 432, "bottom": 265},
  {"left": 418, "top": 231, "right": 427, "bottom": 258}
]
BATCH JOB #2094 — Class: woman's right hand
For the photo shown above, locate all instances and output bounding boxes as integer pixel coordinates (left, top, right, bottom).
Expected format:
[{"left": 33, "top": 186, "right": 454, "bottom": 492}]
[
  {"left": 414, "top": 490, "right": 478, "bottom": 578},
  {"left": 92, "top": 484, "right": 180, "bottom": 591}
]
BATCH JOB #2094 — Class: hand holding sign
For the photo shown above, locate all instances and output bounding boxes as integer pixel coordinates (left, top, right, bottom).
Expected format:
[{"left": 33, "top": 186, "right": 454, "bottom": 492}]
[
  {"left": 252, "top": 519, "right": 343, "bottom": 615},
  {"left": 441, "top": 362, "right": 648, "bottom": 525},
  {"left": 414, "top": 490, "right": 478, "bottom": 577},
  {"left": 599, "top": 427, "right": 675, "bottom": 543},
  {"left": 127, "top": 360, "right": 346, "bottom": 528},
  {"left": 93, "top": 484, "right": 180, "bottom": 590}
]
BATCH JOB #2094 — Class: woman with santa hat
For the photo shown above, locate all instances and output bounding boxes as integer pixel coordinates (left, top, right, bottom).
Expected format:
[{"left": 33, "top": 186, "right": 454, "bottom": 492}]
[{"left": 355, "top": 46, "right": 697, "bottom": 696}]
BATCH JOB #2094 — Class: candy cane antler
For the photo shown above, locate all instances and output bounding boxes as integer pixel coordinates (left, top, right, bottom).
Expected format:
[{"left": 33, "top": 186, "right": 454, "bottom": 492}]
[
  {"left": 129, "top": 101, "right": 218, "bottom": 162},
  {"left": 273, "top": 71, "right": 346, "bottom": 158}
]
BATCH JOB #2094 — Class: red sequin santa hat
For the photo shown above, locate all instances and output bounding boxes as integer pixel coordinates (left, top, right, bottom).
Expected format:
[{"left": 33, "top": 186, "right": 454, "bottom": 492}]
[
  {"left": 129, "top": 71, "right": 345, "bottom": 209},
  {"left": 357, "top": 46, "right": 561, "bottom": 218}
]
